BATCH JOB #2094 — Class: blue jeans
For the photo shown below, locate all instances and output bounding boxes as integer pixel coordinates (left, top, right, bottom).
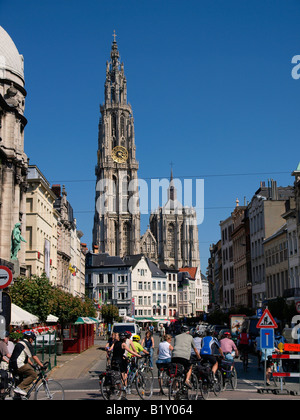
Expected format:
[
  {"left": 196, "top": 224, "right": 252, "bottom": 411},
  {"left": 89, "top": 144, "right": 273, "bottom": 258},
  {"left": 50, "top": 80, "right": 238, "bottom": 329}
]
[{"left": 145, "top": 347, "right": 154, "bottom": 368}]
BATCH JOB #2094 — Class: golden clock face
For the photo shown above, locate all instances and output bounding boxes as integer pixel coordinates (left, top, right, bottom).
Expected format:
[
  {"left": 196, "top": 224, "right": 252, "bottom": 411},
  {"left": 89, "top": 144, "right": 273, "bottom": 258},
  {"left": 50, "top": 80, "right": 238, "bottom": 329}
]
[{"left": 112, "top": 146, "right": 128, "bottom": 163}]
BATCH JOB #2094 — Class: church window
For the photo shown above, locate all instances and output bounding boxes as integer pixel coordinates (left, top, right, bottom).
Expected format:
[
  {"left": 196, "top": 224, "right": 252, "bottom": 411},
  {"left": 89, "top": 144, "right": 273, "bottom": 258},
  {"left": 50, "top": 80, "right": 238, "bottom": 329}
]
[
  {"left": 111, "top": 114, "right": 116, "bottom": 137},
  {"left": 120, "top": 115, "right": 125, "bottom": 137},
  {"left": 123, "top": 222, "right": 130, "bottom": 256},
  {"left": 122, "top": 176, "right": 128, "bottom": 213},
  {"left": 168, "top": 223, "right": 175, "bottom": 258}
]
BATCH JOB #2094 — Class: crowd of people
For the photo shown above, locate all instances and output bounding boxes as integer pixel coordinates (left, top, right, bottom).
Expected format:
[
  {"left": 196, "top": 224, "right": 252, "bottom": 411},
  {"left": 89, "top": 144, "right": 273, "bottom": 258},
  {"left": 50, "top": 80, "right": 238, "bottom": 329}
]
[{"left": 104, "top": 323, "right": 288, "bottom": 390}]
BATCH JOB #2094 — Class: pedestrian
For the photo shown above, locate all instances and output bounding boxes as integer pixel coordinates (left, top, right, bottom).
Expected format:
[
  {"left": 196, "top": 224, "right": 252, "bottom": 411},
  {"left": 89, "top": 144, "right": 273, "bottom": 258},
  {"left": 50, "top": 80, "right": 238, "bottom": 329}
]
[
  {"left": 260, "top": 345, "right": 279, "bottom": 386},
  {"left": 141, "top": 330, "right": 154, "bottom": 368}
]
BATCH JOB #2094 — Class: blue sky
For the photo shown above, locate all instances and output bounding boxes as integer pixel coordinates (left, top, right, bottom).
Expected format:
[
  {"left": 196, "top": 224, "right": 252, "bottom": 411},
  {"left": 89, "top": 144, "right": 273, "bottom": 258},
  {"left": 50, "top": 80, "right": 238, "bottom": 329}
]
[{"left": 1, "top": 0, "right": 300, "bottom": 271}]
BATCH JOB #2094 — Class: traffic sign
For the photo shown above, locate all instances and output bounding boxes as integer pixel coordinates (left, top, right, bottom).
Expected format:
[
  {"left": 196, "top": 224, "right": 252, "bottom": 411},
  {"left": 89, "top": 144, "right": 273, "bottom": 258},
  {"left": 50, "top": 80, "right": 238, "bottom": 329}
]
[
  {"left": 295, "top": 301, "right": 300, "bottom": 314},
  {"left": 260, "top": 328, "right": 275, "bottom": 349},
  {"left": 256, "top": 308, "right": 278, "bottom": 329},
  {"left": 0, "top": 266, "right": 13, "bottom": 289}
]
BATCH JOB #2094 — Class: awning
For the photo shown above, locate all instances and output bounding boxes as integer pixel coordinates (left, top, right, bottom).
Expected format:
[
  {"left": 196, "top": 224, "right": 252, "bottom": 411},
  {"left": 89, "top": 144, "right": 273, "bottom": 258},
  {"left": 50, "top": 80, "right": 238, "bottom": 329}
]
[
  {"left": 11, "top": 303, "right": 39, "bottom": 326},
  {"left": 46, "top": 314, "right": 59, "bottom": 323},
  {"left": 74, "top": 317, "right": 99, "bottom": 324}
]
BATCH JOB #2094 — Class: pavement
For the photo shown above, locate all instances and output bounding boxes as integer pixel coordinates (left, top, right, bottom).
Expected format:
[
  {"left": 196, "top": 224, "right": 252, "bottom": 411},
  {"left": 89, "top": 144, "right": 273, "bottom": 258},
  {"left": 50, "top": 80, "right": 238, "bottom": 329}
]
[{"left": 48, "top": 337, "right": 107, "bottom": 380}]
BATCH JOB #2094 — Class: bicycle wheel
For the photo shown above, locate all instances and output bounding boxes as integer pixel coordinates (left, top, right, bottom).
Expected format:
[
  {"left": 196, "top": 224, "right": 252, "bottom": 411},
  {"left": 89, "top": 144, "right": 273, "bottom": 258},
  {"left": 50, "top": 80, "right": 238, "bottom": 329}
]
[
  {"left": 136, "top": 370, "right": 153, "bottom": 400},
  {"left": 243, "top": 353, "right": 248, "bottom": 372},
  {"left": 213, "top": 370, "right": 222, "bottom": 397},
  {"left": 168, "top": 377, "right": 181, "bottom": 400},
  {"left": 35, "top": 379, "right": 64, "bottom": 400},
  {"left": 199, "top": 379, "right": 209, "bottom": 400},
  {"left": 187, "top": 372, "right": 199, "bottom": 400},
  {"left": 230, "top": 367, "right": 238, "bottom": 390},
  {"left": 100, "top": 372, "right": 125, "bottom": 400},
  {"left": 159, "top": 369, "right": 170, "bottom": 396}
]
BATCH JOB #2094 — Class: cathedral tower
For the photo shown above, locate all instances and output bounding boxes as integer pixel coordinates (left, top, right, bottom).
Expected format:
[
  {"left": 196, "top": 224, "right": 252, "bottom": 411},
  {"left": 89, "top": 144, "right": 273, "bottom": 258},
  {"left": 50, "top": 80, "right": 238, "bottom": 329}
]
[{"left": 93, "top": 33, "right": 140, "bottom": 257}]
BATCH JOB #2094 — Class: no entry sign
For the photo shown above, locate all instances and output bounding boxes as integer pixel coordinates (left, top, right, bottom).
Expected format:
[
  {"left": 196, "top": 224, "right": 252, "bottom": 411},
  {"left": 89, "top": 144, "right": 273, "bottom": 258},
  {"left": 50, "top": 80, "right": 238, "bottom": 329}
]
[{"left": 0, "top": 266, "right": 13, "bottom": 289}]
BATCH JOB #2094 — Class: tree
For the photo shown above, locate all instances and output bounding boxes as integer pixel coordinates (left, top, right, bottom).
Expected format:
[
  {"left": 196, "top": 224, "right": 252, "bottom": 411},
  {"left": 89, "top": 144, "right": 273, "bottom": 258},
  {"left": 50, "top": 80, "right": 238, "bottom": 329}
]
[
  {"left": 101, "top": 304, "right": 120, "bottom": 324},
  {"left": 9, "top": 274, "right": 97, "bottom": 325}
]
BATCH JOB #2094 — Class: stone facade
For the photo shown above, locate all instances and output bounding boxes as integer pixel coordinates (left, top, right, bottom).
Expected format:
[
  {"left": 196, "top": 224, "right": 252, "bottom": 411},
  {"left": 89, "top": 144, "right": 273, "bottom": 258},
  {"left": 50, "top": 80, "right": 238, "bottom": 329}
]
[
  {"left": 92, "top": 37, "right": 140, "bottom": 257},
  {"left": 25, "top": 165, "right": 58, "bottom": 283},
  {"left": 0, "top": 26, "right": 28, "bottom": 274}
]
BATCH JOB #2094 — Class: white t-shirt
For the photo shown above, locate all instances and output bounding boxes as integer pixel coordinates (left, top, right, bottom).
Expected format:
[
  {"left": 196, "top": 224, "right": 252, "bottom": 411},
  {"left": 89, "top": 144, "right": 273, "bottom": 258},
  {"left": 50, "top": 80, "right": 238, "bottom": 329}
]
[{"left": 158, "top": 341, "right": 171, "bottom": 360}]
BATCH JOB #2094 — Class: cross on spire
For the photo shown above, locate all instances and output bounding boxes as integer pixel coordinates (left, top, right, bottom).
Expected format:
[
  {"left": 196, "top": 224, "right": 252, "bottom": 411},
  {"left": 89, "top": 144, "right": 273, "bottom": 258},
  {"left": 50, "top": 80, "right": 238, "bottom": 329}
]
[{"left": 112, "top": 30, "right": 117, "bottom": 43}]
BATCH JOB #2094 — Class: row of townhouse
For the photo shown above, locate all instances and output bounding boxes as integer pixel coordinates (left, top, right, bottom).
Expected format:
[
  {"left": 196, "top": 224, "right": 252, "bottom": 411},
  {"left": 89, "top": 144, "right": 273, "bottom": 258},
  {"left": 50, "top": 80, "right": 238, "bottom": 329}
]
[
  {"left": 208, "top": 167, "right": 300, "bottom": 311},
  {"left": 25, "top": 165, "right": 86, "bottom": 297},
  {"left": 85, "top": 251, "right": 209, "bottom": 321}
]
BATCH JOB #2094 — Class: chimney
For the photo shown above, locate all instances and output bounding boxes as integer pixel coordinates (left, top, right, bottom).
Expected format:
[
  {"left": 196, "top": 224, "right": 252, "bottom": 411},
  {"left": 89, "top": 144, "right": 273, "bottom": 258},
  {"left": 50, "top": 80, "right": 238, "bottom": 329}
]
[
  {"left": 51, "top": 184, "right": 61, "bottom": 198},
  {"left": 93, "top": 245, "right": 99, "bottom": 254}
]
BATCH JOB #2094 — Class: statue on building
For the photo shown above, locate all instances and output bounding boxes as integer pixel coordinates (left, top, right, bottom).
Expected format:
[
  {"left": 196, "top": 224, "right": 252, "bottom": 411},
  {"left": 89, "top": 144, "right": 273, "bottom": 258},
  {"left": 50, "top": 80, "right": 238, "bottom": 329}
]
[{"left": 10, "top": 223, "right": 26, "bottom": 260}]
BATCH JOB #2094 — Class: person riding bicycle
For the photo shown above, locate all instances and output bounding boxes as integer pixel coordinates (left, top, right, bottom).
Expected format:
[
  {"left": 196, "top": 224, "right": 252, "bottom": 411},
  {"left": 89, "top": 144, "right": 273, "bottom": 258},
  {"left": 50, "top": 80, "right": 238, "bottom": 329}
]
[
  {"left": 111, "top": 332, "right": 141, "bottom": 385},
  {"left": 9, "top": 331, "right": 44, "bottom": 396},
  {"left": 190, "top": 330, "right": 202, "bottom": 363},
  {"left": 128, "top": 335, "right": 149, "bottom": 359},
  {"left": 237, "top": 328, "right": 251, "bottom": 361},
  {"left": 200, "top": 330, "right": 224, "bottom": 381},
  {"left": 171, "top": 325, "right": 200, "bottom": 389},
  {"left": 219, "top": 332, "right": 238, "bottom": 362}
]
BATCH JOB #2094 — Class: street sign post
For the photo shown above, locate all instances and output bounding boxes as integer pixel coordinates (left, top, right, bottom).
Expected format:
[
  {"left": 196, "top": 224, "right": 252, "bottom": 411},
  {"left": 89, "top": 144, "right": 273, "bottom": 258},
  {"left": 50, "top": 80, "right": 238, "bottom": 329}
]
[
  {"left": 0, "top": 266, "right": 12, "bottom": 338},
  {"left": 260, "top": 328, "right": 275, "bottom": 349},
  {"left": 256, "top": 308, "right": 278, "bottom": 329}
]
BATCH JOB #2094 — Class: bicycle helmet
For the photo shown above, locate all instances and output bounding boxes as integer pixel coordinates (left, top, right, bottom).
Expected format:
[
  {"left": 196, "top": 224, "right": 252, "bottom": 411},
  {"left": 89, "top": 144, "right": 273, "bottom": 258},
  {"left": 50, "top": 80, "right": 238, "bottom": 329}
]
[
  {"left": 23, "top": 331, "right": 36, "bottom": 341},
  {"left": 119, "top": 332, "right": 127, "bottom": 340},
  {"left": 181, "top": 325, "right": 190, "bottom": 333},
  {"left": 124, "top": 331, "right": 132, "bottom": 338},
  {"left": 132, "top": 335, "right": 140, "bottom": 342},
  {"left": 223, "top": 331, "right": 231, "bottom": 338}
]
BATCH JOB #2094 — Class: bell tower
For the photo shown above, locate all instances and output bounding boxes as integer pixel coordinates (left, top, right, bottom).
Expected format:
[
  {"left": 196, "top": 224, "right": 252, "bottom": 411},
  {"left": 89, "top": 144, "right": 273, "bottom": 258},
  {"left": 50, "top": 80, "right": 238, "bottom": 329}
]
[{"left": 93, "top": 32, "right": 140, "bottom": 257}]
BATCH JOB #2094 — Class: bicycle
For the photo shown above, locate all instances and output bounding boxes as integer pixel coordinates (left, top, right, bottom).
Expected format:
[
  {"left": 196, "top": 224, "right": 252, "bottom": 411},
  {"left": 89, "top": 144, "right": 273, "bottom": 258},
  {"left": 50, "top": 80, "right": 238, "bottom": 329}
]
[
  {"left": 2, "top": 362, "right": 64, "bottom": 400},
  {"left": 157, "top": 362, "right": 171, "bottom": 396},
  {"left": 100, "top": 355, "right": 153, "bottom": 400},
  {"left": 218, "top": 356, "right": 237, "bottom": 391},
  {"left": 239, "top": 346, "right": 249, "bottom": 372},
  {"left": 193, "top": 359, "right": 222, "bottom": 400},
  {"left": 168, "top": 362, "right": 198, "bottom": 401}
]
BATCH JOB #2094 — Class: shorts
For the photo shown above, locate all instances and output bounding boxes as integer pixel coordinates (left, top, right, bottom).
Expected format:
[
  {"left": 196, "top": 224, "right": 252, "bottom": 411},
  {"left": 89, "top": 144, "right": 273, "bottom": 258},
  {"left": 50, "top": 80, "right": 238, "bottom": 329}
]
[
  {"left": 200, "top": 354, "right": 217, "bottom": 366},
  {"left": 111, "top": 358, "right": 128, "bottom": 373},
  {"left": 171, "top": 357, "right": 191, "bottom": 373}
]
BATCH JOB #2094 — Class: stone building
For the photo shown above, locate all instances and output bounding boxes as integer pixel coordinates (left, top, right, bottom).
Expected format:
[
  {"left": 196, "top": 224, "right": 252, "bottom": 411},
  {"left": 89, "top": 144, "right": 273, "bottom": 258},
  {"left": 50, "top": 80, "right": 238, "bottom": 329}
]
[
  {"left": 149, "top": 171, "right": 201, "bottom": 269},
  {"left": 25, "top": 165, "right": 58, "bottom": 283},
  {"left": 92, "top": 35, "right": 140, "bottom": 257},
  {"left": 248, "top": 180, "right": 294, "bottom": 307},
  {"left": 220, "top": 215, "right": 234, "bottom": 309},
  {"left": 92, "top": 35, "right": 201, "bottom": 276},
  {"left": 0, "top": 26, "right": 28, "bottom": 274},
  {"left": 231, "top": 200, "right": 252, "bottom": 307}
]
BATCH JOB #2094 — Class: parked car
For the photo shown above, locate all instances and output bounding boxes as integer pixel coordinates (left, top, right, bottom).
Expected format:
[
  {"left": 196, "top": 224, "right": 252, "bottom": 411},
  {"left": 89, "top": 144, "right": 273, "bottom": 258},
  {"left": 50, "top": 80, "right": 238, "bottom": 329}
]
[{"left": 111, "top": 322, "right": 140, "bottom": 336}]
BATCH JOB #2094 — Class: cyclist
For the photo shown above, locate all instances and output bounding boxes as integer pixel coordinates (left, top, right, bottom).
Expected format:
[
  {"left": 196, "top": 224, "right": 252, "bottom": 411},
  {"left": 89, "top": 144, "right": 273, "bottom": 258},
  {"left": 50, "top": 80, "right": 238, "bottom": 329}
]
[
  {"left": 200, "top": 330, "right": 224, "bottom": 381},
  {"left": 237, "top": 328, "right": 251, "bottom": 362},
  {"left": 156, "top": 334, "right": 173, "bottom": 365},
  {"left": 9, "top": 331, "right": 44, "bottom": 396},
  {"left": 111, "top": 332, "right": 142, "bottom": 385},
  {"left": 219, "top": 332, "right": 238, "bottom": 362},
  {"left": 141, "top": 330, "right": 155, "bottom": 369},
  {"left": 171, "top": 325, "right": 200, "bottom": 389},
  {"left": 190, "top": 330, "right": 202, "bottom": 363},
  {"left": 128, "top": 335, "right": 149, "bottom": 358}
]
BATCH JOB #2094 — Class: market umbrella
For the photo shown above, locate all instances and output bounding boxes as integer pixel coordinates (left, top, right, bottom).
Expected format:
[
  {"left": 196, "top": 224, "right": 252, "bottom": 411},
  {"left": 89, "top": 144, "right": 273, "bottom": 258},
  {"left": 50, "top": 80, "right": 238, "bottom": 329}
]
[
  {"left": 11, "top": 303, "right": 39, "bottom": 326},
  {"left": 46, "top": 314, "right": 59, "bottom": 323}
]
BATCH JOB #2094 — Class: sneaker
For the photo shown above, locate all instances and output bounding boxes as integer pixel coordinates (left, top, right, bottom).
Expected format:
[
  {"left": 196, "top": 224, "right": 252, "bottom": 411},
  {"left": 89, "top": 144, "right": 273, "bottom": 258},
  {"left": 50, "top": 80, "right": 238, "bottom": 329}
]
[{"left": 14, "top": 387, "right": 27, "bottom": 396}]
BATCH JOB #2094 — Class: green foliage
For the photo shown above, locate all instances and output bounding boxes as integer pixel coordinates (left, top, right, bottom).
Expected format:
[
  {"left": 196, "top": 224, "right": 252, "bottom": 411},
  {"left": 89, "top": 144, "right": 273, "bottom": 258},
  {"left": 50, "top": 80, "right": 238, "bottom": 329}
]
[
  {"left": 101, "top": 304, "right": 120, "bottom": 324},
  {"left": 9, "top": 273, "right": 96, "bottom": 324}
]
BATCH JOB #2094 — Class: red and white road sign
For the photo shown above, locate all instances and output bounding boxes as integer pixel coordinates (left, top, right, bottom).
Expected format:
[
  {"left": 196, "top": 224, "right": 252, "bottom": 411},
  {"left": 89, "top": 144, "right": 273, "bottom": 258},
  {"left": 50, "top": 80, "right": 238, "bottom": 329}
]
[
  {"left": 0, "top": 266, "right": 13, "bottom": 289},
  {"left": 256, "top": 308, "right": 278, "bottom": 329}
]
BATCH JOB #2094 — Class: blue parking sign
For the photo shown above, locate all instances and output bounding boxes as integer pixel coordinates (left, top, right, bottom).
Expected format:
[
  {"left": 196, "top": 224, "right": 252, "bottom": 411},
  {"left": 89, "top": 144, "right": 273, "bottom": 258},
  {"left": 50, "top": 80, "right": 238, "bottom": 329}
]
[{"left": 260, "top": 328, "right": 275, "bottom": 349}]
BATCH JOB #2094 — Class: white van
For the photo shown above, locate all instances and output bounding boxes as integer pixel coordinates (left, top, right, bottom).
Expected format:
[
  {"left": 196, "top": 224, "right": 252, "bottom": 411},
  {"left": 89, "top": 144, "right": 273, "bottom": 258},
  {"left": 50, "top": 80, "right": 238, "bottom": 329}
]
[{"left": 112, "top": 322, "right": 140, "bottom": 336}]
